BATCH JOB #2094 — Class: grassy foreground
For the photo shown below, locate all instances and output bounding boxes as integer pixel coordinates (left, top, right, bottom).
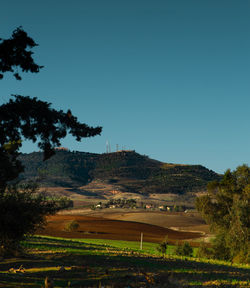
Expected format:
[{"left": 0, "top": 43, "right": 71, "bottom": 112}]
[{"left": 0, "top": 235, "right": 249, "bottom": 287}]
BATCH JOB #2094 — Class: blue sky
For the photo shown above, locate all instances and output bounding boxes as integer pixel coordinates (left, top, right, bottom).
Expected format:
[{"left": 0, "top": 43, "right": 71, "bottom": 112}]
[{"left": 1, "top": 0, "right": 249, "bottom": 173}]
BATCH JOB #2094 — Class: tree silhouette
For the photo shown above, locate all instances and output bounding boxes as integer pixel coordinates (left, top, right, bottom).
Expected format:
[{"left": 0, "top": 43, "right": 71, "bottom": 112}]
[
  {"left": 0, "top": 95, "right": 102, "bottom": 192},
  {"left": 0, "top": 27, "right": 43, "bottom": 80},
  {"left": 196, "top": 165, "right": 249, "bottom": 263},
  {"left": 0, "top": 28, "right": 102, "bottom": 192},
  {"left": 0, "top": 28, "right": 102, "bottom": 253}
]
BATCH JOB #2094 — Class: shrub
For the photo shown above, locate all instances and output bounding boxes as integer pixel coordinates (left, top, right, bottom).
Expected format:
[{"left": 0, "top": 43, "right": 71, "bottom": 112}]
[
  {"left": 0, "top": 183, "right": 71, "bottom": 256},
  {"left": 64, "top": 220, "right": 79, "bottom": 232},
  {"left": 157, "top": 237, "right": 169, "bottom": 255},
  {"left": 196, "top": 242, "right": 213, "bottom": 259},
  {"left": 174, "top": 241, "right": 193, "bottom": 257}
]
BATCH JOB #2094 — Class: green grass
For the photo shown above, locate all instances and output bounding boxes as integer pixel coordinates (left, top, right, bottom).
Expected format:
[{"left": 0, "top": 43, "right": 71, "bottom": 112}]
[
  {"left": 22, "top": 235, "right": 248, "bottom": 269},
  {"left": 32, "top": 235, "right": 198, "bottom": 257},
  {"left": 0, "top": 235, "right": 248, "bottom": 287}
]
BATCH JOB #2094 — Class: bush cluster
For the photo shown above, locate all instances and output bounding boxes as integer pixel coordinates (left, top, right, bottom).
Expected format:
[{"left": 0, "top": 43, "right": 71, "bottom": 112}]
[
  {"left": 174, "top": 242, "right": 193, "bottom": 257},
  {"left": 64, "top": 220, "right": 80, "bottom": 232}
]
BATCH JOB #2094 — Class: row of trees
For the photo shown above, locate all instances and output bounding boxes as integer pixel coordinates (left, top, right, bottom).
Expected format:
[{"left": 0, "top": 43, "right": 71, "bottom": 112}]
[
  {"left": 0, "top": 27, "right": 102, "bottom": 255},
  {"left": 92, "top": 198, "right": 137, "bottom": 210}
]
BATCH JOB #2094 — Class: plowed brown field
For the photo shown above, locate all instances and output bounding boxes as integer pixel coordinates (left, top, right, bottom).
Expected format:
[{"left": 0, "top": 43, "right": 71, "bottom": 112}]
[{"left": 37, "top": 215, "right": 202, "bottom": 243}]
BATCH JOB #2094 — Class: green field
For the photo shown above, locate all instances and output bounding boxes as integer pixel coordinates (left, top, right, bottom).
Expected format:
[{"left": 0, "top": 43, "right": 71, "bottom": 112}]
[
  {"left": 26, "top": 236, "right": 178, "bottom": 256},
  {"left": 0, "top": 236, "right": 249, "bottom": 287}
]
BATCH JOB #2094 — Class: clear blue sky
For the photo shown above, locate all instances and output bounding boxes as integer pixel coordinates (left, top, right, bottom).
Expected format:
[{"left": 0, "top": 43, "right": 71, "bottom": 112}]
[{"left": 1, "top": 0, "right": 249, "bottom": 173}]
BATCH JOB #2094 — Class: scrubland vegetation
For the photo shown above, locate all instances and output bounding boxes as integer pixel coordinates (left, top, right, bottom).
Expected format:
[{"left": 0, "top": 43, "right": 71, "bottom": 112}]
[{"left": 19, "top": 149, "right": 221, "bottom": 195}]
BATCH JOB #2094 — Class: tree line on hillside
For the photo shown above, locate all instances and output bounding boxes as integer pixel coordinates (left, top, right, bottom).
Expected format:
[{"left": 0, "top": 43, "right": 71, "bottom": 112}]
[
  {"left": 92, "top": 199, "right": 188, "bottom": 212},
  {"left": 92, "top": 198, "right": 137, "bottom": 210},
  {"left": 18, "top": 151, "right": 99, "bottom": 187},
  {"left": 19, "top": 149, "right": 221, "bottom": 194}
]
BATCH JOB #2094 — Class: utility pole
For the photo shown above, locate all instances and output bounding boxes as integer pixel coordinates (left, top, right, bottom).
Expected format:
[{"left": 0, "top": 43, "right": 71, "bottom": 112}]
[{"left": 140, "top": 232, "right": 143, "bottom": 250}]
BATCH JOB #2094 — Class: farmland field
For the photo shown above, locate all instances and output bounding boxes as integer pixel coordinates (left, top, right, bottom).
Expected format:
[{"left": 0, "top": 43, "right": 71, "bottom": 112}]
[
  {"left": 2, "top": 210, "right": 248, "bottom": 287},
  {"left": 58, "top": 209, "right": 211, "bottom": 234},
  {"left": 0, "top": 236, "right": 249, "bottom": 287},
  {"left": 37, "top": 214, "right": 203, "bottom": 243}
]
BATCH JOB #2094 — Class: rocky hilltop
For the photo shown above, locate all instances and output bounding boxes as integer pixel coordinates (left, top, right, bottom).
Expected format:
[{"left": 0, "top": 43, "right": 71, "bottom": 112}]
[{"left": 19, "top": 150, "right": 221, "bottom": 195}]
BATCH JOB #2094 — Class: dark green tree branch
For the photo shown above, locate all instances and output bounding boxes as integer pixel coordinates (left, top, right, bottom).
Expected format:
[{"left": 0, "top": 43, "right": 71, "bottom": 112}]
[
  {"left": 0, "top": 27, "right": 102, "bottom": 253},
  {"left": 0, "top": 27, "right": 43, "bottom": 80}
]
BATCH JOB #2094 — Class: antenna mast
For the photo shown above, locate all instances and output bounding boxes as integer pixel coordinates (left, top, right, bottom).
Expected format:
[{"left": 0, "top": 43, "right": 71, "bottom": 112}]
[
  {"left": 106, "top": 140, "right": 111, "bottom": 153},
  {"left": 106, "top": 141, "right": 109, "bottom": 153}
]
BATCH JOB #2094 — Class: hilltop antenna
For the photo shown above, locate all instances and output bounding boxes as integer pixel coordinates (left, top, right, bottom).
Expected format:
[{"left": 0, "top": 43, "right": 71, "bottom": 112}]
[
  {"left": 106, "top": 140, "right": 109, "bottom": 153},
  {"left": 106, "top": 140, "right": 111, "bottom": 153},
  {"left": 116, "top": 144, "right": 119, "bottom": 152},
  {"left": 109, "top": 141, "right": 111, "bottom": 153}
]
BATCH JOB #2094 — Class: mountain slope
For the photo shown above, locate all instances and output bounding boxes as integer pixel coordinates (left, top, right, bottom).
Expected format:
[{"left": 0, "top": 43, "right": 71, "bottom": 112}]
[{"left": 18, "top": 150, "right": 221, "bottom": 195}]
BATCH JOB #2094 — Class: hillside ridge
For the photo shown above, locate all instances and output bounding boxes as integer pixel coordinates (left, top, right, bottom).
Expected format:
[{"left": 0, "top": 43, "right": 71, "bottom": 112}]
[{"left": 18, "top": 150, "right": 221, "bottom": 195}]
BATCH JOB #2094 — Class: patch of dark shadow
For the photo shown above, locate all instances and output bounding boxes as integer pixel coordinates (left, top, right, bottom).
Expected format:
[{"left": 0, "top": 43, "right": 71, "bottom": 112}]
[
  {"left": 108, "top": 178, "right": 118, "bottom": 184},
  {"left": 70, "top": 175, "right": 89, "bottom": 183},
  {"left": 26, "top": 236, "right": 106, "bottom": 250},
  {"left": 23, "top": 242, "right": 101, "bottom": 252},
  {"left": 65, "top": 188, "right": 87, "bottom": 195},
  {"left": 44, "top": 179, "right": 75, "bottom": 188},
  {"left": 78, "top": 231, "right": 108, "bottom": 235},
  {"left": 76, "top": 189, "right": 106, "bottom": 198}
]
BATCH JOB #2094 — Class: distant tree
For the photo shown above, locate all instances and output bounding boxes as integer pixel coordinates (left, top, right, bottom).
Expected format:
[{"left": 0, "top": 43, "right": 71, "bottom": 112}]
[
  {"left": 64, "top": 219, "right": 80, "bottom": 232},
  {"left": 157, "top": 236, "right": 169, "bottom": 256},
  {"left": 174, "top": 241, "right": 193, "bottom": 257},
  {"left": 0, "top": 28, "right": 102, "bottom": 254},
  {"left": 173, "top": 205, "right": 179, "bottom": 212},
  {"left": 195, "top": 165, "right": 250, "bottom": 263}
]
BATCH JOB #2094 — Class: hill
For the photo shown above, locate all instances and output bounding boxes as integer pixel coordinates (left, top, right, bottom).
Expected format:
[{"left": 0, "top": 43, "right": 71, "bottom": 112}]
[{"left": 18, "top": 150, "right": 221, "bottom": 195}]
